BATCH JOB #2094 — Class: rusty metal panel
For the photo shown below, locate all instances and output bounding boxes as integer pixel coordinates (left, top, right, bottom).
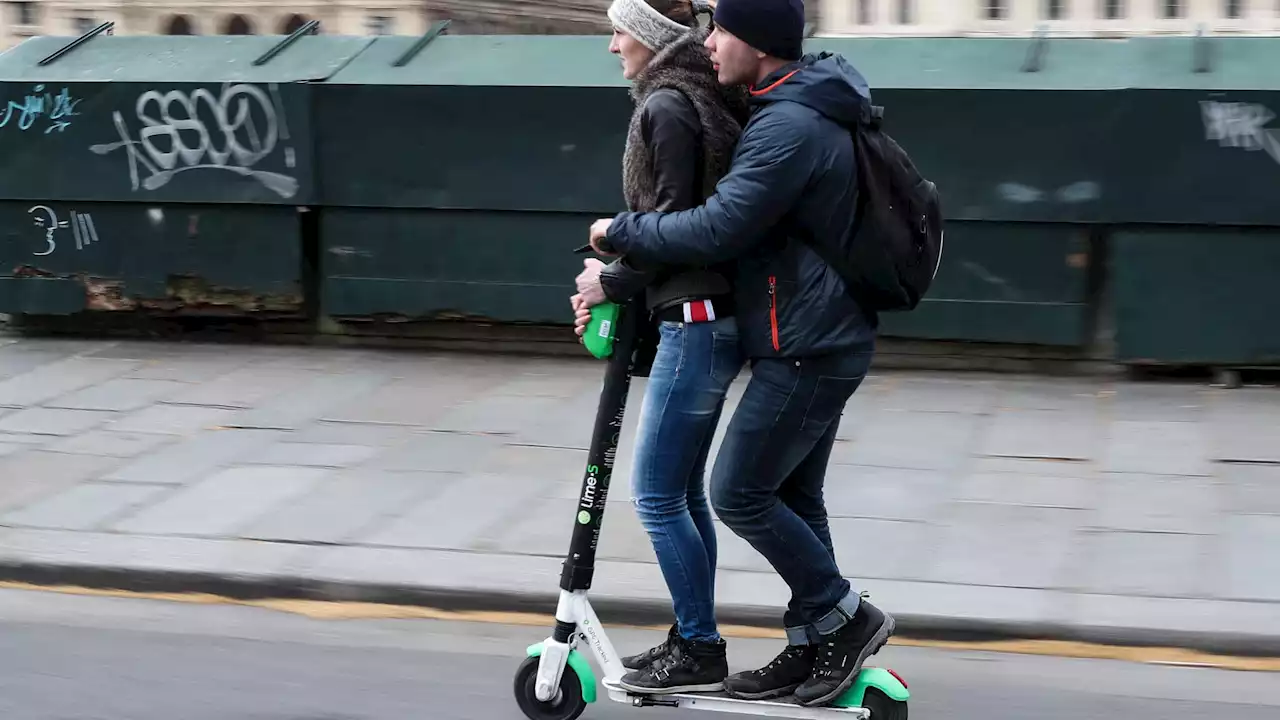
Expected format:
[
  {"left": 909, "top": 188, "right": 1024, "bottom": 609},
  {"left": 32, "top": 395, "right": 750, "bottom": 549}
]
[{"left": 0, "top": 201, "right": 303, "bottom": 316}]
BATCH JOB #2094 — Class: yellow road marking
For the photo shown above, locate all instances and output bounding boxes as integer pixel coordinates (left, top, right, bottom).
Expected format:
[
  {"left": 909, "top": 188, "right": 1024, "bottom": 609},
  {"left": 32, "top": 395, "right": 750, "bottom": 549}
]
[{"left": 4, "top": 581, "right": 1277, "bottom": 673}]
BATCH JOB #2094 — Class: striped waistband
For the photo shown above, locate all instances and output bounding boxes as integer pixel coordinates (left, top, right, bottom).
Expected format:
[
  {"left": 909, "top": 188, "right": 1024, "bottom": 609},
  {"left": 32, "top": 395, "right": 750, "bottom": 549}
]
[{"left": 654, "top": 297, "right": 734, "bottom": 324}]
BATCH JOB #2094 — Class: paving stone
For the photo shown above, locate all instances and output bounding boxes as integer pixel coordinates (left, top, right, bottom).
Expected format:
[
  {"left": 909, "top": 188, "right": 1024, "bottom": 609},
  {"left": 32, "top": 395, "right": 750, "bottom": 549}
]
[
  {"left": 1219, "top": 463, "right": 1280, "bottom": 516},
  {"left": 125, "top": 358, "right": 252, "bottom": 383},
  {"left": 824, "top": 465, "right": 949, "bottom": 522},
  {"left": 359, "top": 472, "right": 552, "bottom": 550},
  {"left": 1102, "top": 421, "right": 1213, "bottom": 476},
  {"left": 0, "top": 408, "right": 115, "bottom": 436},
  {"left": 955, "top": 470, "right": 1097, "bottom": 510},
  {"left": 1222, "top": 514, "right": 1280, "bottom": 601},
  {"left": 320, "top": 378, "right": 489, "bottom": 427},
  {"left": 1073, "top": 530, "right": 1218, "bottom": 598},
  {"left": 923, "top": 502, "right": 1083, "bottom": 589},
  {"left": 287, "top": 421, "right": 417, "bottom": 447},
  {"left": 102, "top": 428, "right": 285, "bottom": 484},
  {"left": 48, "top": 430, "right": 174, "bottom": 458},
  {"left": 246, "top": 442, "right": 381, "bottom": 468},
  {"left": 486, "top": 493, "right": 653, "bottom": 562},
  {"left": 241, "top": 470, "right": 445, "bottom": 544},
  {"left": 81, "top": 341, "right": 224, "bottom": 361},
  {"left": 431, "top": 394, "right": 567, "bottom": 437},
  {"left": 0, "top": 482, "right": 168, "bottom": 530},
  {"left": 0, "top": 345, "right": 81, "bottom": 383},
  {"left": 0, "top": 527, "right": 307, "bottom": 577},
  {"left": 1109, "top": 383, "right": 1208, "bottom": 423},
  {"left": 480, "top": 443, "right": 588, "bottom": 481},
  {"left": 0, "top": 432, "right": 56, "bottom": 448},
  {"left": 827, "top": 517, "right": 932, "bottom": 581},
  {"left": 110, "top": 466, "right": 330, "bottom": 537},
  {"left": 981, "top": 408, "right": 1100, "bottom": 461},
  {"left": 831, "top": 409, "right": 976, "bottom": 471},
  {"left": 0, "top": 451, "right": 123, "bottom": 513},
  {"left": 968, "top": 456, "right": 1097, "bottom": 478},
  {"left": 1093, "top": 474, "right": 1223, "bottom": 534},
  {"left": 994, "top": 378, "right": 1106, "bottom": 412},
  {"left": 228, "top": 371, "right": 392, "bottom": 431},
  {"left": 44, "top": 378, "right": 187, "bottom": 412},
  {"left": 874, "top": 375, "right": 999, "bottom": 414},
  {"left": 165, "top": 366, "right": 319, "bottom": 409},
  {"left": 487, "top": 360, "right": 599, "bottom": 398},
  {"left": 369, "top": 431, "right": 502, "bottom": 474},
  {"left": 109, "top": 404, "right": 238, "bottom": 436},
  {"left": 0, "top": 357, "right": 138, "bottom": 407},
  {"left": 1206, "top": 389, "right": 1280, "bottom": 463}
]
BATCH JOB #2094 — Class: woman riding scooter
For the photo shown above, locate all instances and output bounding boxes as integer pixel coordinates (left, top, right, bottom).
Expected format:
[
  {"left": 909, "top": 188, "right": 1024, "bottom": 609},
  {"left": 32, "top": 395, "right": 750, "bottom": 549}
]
[{"left": 569, "top": 0, "right": 749, "bottom": 697}]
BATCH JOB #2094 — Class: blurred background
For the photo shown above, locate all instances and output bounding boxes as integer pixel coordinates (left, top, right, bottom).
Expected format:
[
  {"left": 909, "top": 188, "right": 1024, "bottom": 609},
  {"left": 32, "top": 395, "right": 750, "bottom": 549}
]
[{"left": 4, "top": 0, "right": 1280, "bottom": 45}]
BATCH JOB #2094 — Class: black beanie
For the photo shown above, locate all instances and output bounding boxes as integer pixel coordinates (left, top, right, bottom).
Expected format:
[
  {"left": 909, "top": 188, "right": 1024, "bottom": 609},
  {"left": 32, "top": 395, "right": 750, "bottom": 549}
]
[{"left": 712, "top": 0, "right": 805, "bottom": 61}]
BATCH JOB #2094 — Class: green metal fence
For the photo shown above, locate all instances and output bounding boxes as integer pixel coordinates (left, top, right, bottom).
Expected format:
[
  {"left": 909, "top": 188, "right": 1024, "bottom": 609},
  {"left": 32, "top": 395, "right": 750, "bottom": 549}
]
[{"left": 0, "top": 25, "right": 1276, "bottom": 367}]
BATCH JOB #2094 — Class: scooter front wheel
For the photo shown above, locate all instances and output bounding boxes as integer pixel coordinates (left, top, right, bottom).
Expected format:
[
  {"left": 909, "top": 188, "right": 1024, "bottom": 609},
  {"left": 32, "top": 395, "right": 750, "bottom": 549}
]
[{"left": 513, "top": 655, "right": 588, "bottom": 720}]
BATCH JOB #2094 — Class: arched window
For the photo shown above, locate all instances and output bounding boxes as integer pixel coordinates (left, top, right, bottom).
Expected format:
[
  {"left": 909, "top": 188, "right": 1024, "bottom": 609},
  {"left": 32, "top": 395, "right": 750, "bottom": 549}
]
[
  {"left": 223, "top": 14, "right": 254, "bottom": 35},
  {"left": 280, "top": 13, "right": 312, "bottom": 33},
  {"left": 162, "top": 14, "right": 195, "bottom": 35}
]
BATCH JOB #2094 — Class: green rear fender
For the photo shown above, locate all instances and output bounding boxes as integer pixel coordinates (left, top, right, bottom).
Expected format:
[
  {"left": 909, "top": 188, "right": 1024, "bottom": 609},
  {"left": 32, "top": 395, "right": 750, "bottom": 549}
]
[
  {"left": 832, "top": 667, "right": 910, "bottom": 708},
  {"left": 526, "top": 642, "right": 598, "bottom": 704}
]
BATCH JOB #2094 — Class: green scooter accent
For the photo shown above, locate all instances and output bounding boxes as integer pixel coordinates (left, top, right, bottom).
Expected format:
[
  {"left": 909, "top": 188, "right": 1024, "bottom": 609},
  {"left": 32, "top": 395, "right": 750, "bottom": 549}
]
[
  {"left": 526, "top": 642, "right": 599, "bottom": 704},
  {"left": 581, "top": 302, "right": 620, "bottom": 360},
  {"left": 831, "top": 667, "right": 910, "bottom": 707}
]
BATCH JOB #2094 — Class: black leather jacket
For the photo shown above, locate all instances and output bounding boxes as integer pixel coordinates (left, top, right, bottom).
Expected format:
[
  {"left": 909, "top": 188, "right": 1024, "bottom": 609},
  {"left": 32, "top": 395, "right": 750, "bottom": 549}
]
[{"left": 598, "top": 88, "right": 733, "bottom": 315}]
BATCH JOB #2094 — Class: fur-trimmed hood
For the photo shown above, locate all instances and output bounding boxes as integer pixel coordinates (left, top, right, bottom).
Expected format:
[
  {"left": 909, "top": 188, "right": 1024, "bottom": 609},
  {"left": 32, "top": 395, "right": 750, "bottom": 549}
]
[{"left": 622, "top": 25, "right": 750, "bottom": 212}]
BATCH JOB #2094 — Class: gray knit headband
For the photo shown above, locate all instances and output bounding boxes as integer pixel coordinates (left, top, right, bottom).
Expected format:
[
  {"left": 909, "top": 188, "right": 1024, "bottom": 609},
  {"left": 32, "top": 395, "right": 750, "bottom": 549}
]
[{"left": 608, "top": 0, "right": 693, "bottom": 52}]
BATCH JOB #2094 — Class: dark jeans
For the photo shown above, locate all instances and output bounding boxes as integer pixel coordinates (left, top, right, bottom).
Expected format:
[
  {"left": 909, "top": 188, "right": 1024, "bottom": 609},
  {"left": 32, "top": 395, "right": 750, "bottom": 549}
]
[{"left": 709, "top": 348, "right": 874, "bottom": 642}]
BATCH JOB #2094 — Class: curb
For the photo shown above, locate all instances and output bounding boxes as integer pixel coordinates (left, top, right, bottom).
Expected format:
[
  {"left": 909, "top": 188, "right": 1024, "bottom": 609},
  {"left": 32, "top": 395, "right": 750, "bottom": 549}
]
[{"left": 2, "top": 560, "right": 1277, "bottom": 659}]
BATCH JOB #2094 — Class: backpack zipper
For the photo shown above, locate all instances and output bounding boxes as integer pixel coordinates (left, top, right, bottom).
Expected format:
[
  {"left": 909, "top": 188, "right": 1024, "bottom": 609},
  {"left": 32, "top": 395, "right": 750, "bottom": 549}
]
[{"left": 768, "top": 276, "right": 780, "bottom": 352}]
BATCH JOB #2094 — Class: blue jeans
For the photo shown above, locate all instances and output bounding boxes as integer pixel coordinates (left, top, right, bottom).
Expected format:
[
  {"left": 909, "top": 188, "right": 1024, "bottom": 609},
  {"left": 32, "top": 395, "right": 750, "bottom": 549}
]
[
  {"left": 631, "top": 317, "right": 744, "bottom": 643},
  {"left": 709, "top": 348, "right": 874, "bottom": 643}
]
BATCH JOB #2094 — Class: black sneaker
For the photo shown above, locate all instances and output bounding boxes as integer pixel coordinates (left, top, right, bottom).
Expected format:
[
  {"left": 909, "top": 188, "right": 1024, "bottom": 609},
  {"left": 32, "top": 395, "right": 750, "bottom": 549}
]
[
  {"left": 721, "top": 644, "right": 816, "bottom": 700},
  {"left": 794, "top": 600, "right": 896, "bottom": 707},
  {"left": 621, "top": 623, "right": 678, "bottom": 671},
  {"left": 618, "top": 634, "right": 727, "bottom": 695}
]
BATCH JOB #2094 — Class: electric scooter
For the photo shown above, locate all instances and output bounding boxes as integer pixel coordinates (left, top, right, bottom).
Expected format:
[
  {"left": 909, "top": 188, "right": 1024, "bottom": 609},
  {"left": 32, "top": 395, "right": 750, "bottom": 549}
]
[{"left": 514, "top": 293, "right": 910, "bottom": 720}]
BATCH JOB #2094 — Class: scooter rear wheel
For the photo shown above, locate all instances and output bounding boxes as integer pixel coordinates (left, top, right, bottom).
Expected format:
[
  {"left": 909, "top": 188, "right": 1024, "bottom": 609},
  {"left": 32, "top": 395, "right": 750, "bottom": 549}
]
[
  {"left": 863, "top": 687, "right": 908, "bottom": 720},
  {"left": 513, "top": 656, "right": 588, "bottom": 720}
]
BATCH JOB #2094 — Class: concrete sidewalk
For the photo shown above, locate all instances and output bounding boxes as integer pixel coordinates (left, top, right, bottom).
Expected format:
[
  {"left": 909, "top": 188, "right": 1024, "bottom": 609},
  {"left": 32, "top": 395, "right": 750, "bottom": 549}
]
[{"left": 0, "top": 337, "right": 1277, "bottom": 654}]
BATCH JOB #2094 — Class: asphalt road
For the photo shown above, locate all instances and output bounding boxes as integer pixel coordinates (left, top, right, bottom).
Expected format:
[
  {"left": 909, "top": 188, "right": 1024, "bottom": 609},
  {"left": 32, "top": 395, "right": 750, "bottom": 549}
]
[{"left": 0, "top": 588, "right": 1276, "bottom": 720}]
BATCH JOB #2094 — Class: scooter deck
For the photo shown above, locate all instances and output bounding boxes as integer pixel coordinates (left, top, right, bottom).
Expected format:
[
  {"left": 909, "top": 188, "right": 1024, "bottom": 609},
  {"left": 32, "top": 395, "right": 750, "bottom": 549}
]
[{"left": 603, "top": 681, "right": 871, "bottom": 719}]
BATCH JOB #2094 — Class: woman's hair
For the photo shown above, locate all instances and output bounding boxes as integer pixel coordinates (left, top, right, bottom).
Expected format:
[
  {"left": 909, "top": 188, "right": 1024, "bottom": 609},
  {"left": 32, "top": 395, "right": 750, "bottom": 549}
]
[{"left": 644, "top": 0, "right": 714, "bottom": 28}]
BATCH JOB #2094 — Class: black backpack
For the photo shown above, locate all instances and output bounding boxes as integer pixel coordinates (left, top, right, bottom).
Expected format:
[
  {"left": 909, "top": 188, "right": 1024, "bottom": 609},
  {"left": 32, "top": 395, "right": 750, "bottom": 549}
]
[{"left": 802, "top": 103, "right": 944, "bottom": 314}]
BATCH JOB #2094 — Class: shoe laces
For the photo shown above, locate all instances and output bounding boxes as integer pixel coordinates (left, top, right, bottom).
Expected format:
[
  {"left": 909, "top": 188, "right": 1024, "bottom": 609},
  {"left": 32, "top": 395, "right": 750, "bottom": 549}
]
[{"left": 753, "top": 644, "right": 808, "bottom": 677}]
